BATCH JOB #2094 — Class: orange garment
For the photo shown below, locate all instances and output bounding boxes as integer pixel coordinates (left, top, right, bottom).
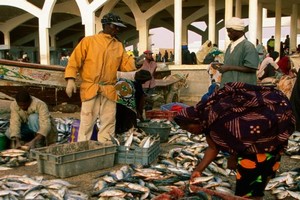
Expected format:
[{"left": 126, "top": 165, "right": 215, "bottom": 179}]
[{"left": 65, "top": 32, "right": 136, "bottom": 102}]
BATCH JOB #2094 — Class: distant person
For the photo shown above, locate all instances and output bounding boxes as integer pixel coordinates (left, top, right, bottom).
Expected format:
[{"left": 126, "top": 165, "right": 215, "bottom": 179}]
[
  {"left": 163, "top": 50, "right": 169, "bottom": 62},
  {"left": 115, "top": 70, "right": 152, "bottom": 134},
  {"left": 284, "top": 34, "right": 290, "bottom": 50},
  {"left": 4, "top": 52, "right": 13, "bottom": 60},
  {"left": 59, "top": 51, "right": 69, "bottom": 67},
  {"left": 211, "top": 17, "right": 259, "bottom": 88},
  {"left": 156, "top": 52, "right": 162, "bottom": 62},
  {"left": 277, "top": 55, "right": 292, "bottom": 76},
  {"left": 169, "top": 51, "right": 174, "bottom": 62},
  {"left": 21, "top": 52, "right": 30, "bottom": 62},
  {"left": 196, "top": 40, "right": 212, "bottom": 64},
  {"left": 257, "top": 51, "right": 281, "bottom": 80},
  {"left": 139, "top": 50, "right": 157, "bottom": 110},
  {"left": 267, "top": 35, "right": 275, "bottom": 53},
  {"left": 256, "top": 39, "right": 266, "bottom": 64},
  {"left": 182, "top": 44, "right": 193, "bottom": 64},
  {"left": 64, "top": 13, "right": 136, "bottom": 144},
  {"left": 5, "top": 90, "right": 56, "bottom": 150},
  {"left": 203, "top": 44, "right": 223, "bottom": 64}
]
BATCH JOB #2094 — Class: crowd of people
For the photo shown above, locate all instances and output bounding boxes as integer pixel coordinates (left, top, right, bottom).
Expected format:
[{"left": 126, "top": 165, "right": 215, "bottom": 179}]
[{"left": 3, "top": 14, "right": 300, "bottom": 200}]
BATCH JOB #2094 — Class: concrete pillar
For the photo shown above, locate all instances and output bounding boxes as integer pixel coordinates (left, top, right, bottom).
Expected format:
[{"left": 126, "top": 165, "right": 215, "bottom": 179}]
[
  {"left": 235, "top": 0, "right": 242, "bottom": 18},
  {"left": 3, "top": 31, "right": 10, "bottom": 48},
  {"left": 182, "top": 26, "right": 188, "bottom": 44},
  {"left": 137, "top": 20, "right": 149, "bottom": 55},
  {"left": 290, "top": 4, "right": 298, "bottom": 51},
  {"left": 208, "top": 0, "right": 216, "bottom": 44},
  {"left": 248, "top": 0, "right": 258, "bottom": 45},
  {"left": 225, "top": 0, "right": 233, "bottom": 48},
  {"left": 174, "top": 0, "right": 182, "bottom": 65},
  {"left": 84, "top": 13, "right": 96, "bottom": 36},
  {"left": 38, "top": 26, "right": 50, "bottom": 64},
  {"left": 275, "top": 0, "right": 282, "bottom": 53},
  {"left": 50, "top": 35, "right": 56, "bottom": 48},
  {"left": 257, "top": 3, "right": 263, "bottom": 44}
]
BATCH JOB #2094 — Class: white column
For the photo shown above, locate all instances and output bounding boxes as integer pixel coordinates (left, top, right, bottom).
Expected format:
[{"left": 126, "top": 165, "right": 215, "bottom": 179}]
[
  {"left": 257, "top": 3, "right": 263, "bottom": 44},
  {"left": 208, "top": 0, "right": 216, "bottom": 44},
  {"left": 248, "top": 0, "right": 258, "bottom": 45},
  {"left": 174, "top": 0, "right": 182, "bottom": 65},
  {"left": 225, "top": 0, "right": 233, "bottom": 48},
  {"left": 290, "top": 4, "right": 298, "bottom": 51},
  {"left": 84, "top": 13, "right": 96, "bottom": 36},
  {"left": 39, "top": 26, "right": 50, "bottom": 64},
  {"left": 235, "top": 0, "right": 242, "bottom": 17},
  {"left": 275, "top": 0, "right": 282, "bottom": 53},
  {"left": 137, "top": 20, "right": 149, "bottom": 54}
]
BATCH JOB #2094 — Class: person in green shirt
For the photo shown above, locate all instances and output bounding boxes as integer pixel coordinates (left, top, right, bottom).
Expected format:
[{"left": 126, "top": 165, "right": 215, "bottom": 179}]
[{"left": 211, "top": 17, "right": 259, "bottom": 88}]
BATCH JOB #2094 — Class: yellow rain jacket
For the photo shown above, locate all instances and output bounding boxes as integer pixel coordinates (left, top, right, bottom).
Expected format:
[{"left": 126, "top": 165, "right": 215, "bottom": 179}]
[{"left": 65, "top": 32, "right": 136, "bottom": 102}]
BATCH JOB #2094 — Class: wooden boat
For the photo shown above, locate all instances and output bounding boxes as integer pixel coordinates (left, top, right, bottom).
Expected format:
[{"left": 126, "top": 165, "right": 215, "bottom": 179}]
[{"left": 0, "top": 59, "right": 81, "bottom": 107}]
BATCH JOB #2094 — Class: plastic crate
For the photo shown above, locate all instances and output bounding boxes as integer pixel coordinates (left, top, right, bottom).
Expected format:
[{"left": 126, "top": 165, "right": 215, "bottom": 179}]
[
  {"left": 145, "top": 110, "right": 177, "bottom": 121},
  {"left": 30, "top": 141, "right": 116, "bottom": 178},
  {"left": 115, "top": 140, "right": 160, "bottom": 165},
  {"left": 138, "top": 122, "right": 171, "bottom": 143}
]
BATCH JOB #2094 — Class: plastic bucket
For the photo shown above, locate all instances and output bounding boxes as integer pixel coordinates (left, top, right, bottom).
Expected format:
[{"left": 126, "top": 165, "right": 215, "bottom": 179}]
[{"left": 138, "top": 122, "right": 171, "bottom": 143}]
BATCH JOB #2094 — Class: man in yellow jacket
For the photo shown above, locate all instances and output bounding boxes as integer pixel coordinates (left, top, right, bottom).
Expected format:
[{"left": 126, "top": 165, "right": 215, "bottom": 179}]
[{"left": 65, "top": 13, "right": 136, "bottom": 144}]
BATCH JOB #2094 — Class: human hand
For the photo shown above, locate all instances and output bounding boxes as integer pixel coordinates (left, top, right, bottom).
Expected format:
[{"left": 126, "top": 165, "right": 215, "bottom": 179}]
[
  {"left": 24, "top": 141, "right": 35, "bottom": 150},
  {"left": 211, "top": 62, "right": 222, "bottom": 70},
  {"left": 66, "top": 79, "right": 76, "bottom": 98},
  {"left": 10, "top": 137, "right": 21, "bottom": 149},
  {"left": 189, "top": 171, "right": 201, "bottom": 185}
]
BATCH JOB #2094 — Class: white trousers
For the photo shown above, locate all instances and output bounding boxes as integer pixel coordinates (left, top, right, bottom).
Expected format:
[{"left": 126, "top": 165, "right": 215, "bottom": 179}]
[{"left": 78, "top": 94, "right": 116, "bottom": 144}]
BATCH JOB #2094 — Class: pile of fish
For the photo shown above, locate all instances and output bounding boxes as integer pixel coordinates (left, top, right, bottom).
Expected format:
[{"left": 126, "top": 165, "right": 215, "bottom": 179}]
[
  {"left": 0, "top": 175, "right": 88, "bottom": 199},
  {"left": 286, "top": 131, "right": 300, "bottom": 159},
  {"left": 0, "top": 118, "right": 9, "bottom": 133},
  {"left": 91, "top": 161, "right": 234, "bottom": 199},
  {"left": 112, "top": 127, "right": 160, "bottom": 149},
  {"left": 265, "top": 169, "right": 300, "bottom": 199},
  {"left": 54, "top": 118, "right": 74, "bottom": 144},
  {"left": 0, "top": 149, "right": 35, "bottom": 170}
]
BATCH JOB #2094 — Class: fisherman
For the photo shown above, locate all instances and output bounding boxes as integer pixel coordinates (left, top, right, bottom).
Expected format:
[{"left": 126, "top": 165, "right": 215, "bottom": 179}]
[
  {"left": 64, "top": 13, "right": 136, "bottom": 144},
  {"left": 5, "top": 90, "right": 56, "bottom": 150}
]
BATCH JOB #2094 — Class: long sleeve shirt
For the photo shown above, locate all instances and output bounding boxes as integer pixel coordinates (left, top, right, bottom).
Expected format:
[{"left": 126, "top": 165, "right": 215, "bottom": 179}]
[
  {"left": 9, "top": 96, "right": 51, "bottom": 138},
  {"left": 65, "top": 32, "right": 136, "bottom": 102}
]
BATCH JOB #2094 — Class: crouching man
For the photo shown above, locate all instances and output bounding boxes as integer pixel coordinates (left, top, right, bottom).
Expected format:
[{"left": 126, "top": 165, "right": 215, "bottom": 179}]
[{"left": 5, "top": 90, "right": 56, "bottom": 150}]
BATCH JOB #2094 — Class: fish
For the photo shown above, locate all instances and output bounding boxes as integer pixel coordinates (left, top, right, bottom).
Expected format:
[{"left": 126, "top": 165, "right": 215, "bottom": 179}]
[
  {"left": 287, "top": 190, "right": 300, "bottom": 199},
  {"left": 190, "top": 175, "right": 214, "bottom": 185},
  {"left": 0, "top": 166, "right": 12, "bottom": 171},
  {"left": 124, "top": 132, "right": 134, "bottom": 147},
  {"left": 99, "top": 189, "right": 126, "bottom": 197}
]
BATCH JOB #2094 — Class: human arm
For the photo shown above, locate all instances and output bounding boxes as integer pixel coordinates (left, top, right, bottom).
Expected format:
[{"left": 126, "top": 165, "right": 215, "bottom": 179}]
[
  {"left": 190, "top": 135, "right": 219, "bottom": 181},
  {"left": 119, "top": 51, "right": 137, "bottom": 72},
  {"left": 24, "top": 134, "right": 45, "bottom": 150},
  {"left": 217, "top": 64, "right": 257, "bottom": 74},
  {"left": 64, "top": 38, "right": 86, "bottom": 97},
  {"left": 136, "top": 94, "right": 145, "bottom": 121}
]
